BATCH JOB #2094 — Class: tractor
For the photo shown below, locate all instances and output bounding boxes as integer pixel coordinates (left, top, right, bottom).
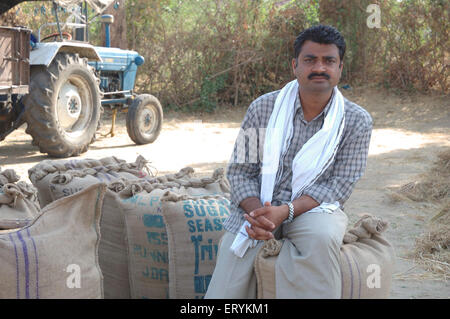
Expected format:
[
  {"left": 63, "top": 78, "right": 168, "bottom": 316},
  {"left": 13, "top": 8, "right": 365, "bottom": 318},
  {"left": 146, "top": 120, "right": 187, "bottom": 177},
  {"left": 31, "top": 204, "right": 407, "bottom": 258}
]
[{"left": 0, "top": 0, "right": 163, "bottom": 158}]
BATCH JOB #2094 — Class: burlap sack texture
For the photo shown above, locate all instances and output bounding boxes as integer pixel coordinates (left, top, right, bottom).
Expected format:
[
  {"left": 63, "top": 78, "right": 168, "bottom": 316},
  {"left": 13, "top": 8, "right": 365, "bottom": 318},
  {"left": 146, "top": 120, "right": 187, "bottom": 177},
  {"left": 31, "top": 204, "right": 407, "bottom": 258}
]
[
  {"left": 0, "top": 167, "right": 40, "bottom": 230},
  {"left": 28, "top": 155, "right": 152, "bottom": 208},
  {"left": 160, "top": 191, "right": 231, "bottom": 299},
  {"left": 41, "top": 158, "right": 196, "bottom": 298},
  {"left": 27, "top": 155, "right": 155, "bottom": 299},
  {"left": 99, "top": 166, "right": 197, "bottom": 299},
  {"left": 37, "top": 157, "right": 202, "bottom": 299},
  {"left": 254, "top": 214, "right": 396, "bottom": 299},
  {"left": 116, "top": 168, "right": 230, "bottom": 299},
  {"left": 0, "top": 184, "right": 106, "bottom": 299}
]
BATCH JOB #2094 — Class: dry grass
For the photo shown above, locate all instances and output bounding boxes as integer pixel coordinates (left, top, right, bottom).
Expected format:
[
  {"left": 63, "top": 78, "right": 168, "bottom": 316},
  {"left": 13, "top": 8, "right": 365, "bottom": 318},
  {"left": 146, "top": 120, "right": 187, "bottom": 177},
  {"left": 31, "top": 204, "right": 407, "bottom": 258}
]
[
  {"left": 413, "top": 210, "right": 450, "bottom": 278},
  {"left": 393, "top": 150, "right": 450, "bottom": 203},
  {"left": 390, "top": 150, "right": 450, "bottom": 278}
]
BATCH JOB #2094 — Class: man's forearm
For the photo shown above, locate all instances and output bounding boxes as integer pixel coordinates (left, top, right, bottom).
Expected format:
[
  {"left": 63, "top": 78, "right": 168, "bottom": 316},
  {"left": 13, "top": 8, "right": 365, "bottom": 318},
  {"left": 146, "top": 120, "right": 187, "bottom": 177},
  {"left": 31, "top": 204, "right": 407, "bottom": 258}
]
[
  {"left": 240, "top": 194, "right": 319, "bottom": 220},
  {"left": 239, "top": 197, "right": 263, "bottom": 214},
  {"left": 242, "top": 194, "right": 321, "bottom": 240},
  {"left": 272, "top": 194, "right": 320, "bottom": 223},
  {"left": 292, "top": 194, "right": 320, "bottom": 218}
]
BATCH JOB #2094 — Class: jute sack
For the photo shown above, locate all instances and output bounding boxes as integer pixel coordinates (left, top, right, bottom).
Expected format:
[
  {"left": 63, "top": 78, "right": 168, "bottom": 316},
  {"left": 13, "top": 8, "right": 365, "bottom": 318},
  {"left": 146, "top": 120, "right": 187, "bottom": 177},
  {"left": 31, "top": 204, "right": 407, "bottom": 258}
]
[
  {"left": 160, "top": 191, "right": 231, "bottom": 299},
  {"left": 97, "top": 189, "right": 131, "bottom": 299},
  {"left": 340, "top": 214, "right": 396, "bottom": 299},
  {"left": 254, "top": 214, "right": 396, "bottom": 299},
  {"left": 116, "top": 168, "right": 230, "bottom": 299},
  {"left": 97, "top": 166, "right": 197, "bottom": 299},
  {"left": 0, "top": 184, "right": 106, "bottom": 299},
  {"left": 0, "top": 168, "right": 40, "bottom": 229},
  {"left": 28, "top": 155, "right": 151, "bottom": 208}
]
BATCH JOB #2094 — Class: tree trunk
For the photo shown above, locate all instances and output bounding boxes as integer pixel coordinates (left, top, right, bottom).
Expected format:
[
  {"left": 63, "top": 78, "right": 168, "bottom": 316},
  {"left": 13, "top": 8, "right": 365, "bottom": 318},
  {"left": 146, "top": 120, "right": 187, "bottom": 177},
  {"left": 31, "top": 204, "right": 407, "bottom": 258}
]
[{"left": 101, "top": 0, "right": 128, "bottom": 49}]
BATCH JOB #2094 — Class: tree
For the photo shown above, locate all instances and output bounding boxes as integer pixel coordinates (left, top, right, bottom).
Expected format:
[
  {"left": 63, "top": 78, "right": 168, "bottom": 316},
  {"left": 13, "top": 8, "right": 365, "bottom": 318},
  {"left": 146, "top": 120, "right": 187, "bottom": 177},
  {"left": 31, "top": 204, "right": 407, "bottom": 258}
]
[{"left": 102, "top": 0, "right": 127, "bottom": 49}]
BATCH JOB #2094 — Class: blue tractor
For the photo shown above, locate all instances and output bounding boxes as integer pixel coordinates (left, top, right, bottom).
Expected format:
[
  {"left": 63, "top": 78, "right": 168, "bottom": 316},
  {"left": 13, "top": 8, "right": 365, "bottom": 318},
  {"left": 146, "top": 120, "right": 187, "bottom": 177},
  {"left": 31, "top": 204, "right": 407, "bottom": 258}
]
[{"left": 0, "top": 0, "right": 163, "bottom": 157}]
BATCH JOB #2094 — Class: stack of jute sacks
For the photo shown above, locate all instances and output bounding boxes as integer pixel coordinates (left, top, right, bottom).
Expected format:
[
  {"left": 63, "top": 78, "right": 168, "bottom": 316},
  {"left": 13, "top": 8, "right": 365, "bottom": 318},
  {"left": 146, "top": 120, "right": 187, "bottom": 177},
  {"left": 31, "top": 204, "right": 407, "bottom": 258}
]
[
  {"left": 3, "top": 155, "right": 231, "bottom": 299},
  {"left": 27, "top": 155, "right": 157, "bottom": 298},
  {"left": 254, "top": 214, "right": 396, "bottom": 299},
  {"left": 108, "top": 174, "right": 230, "bottom": 299},
  {"left": 28, "top": 155, "right": 152, "bottom": 208},
  {"left": 1, "top": 155, "right": 395, "bottom": 299}
]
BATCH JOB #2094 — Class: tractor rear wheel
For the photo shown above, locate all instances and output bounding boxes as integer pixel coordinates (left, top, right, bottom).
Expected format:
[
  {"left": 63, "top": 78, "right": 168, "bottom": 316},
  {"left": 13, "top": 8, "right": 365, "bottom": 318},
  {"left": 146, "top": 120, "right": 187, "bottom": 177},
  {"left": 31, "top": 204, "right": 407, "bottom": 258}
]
[
  {"left": 126, "top": 94, "right": 163, "bottom": 145},
  {"left": 22, "top": 53, "right": 101, "bottom": 157}
]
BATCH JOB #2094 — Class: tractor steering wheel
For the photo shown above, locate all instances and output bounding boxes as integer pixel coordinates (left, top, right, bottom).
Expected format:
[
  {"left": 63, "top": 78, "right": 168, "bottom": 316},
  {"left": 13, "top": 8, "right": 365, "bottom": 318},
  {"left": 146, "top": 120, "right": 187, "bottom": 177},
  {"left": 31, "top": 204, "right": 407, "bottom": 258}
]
[{"left": 41, "top": 32, "right": 72, "bottom": 42}]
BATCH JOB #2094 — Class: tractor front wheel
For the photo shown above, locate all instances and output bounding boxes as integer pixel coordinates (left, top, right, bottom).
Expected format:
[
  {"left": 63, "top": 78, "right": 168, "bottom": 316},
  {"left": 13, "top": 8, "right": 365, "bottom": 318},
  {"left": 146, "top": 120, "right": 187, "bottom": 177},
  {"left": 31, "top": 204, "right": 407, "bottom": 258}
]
[
  {"left": 126, "top": 94, "right": 163, "bottom": 145},
  {"left": 23, "top": 53, "right": 101, "bottom": 157}
]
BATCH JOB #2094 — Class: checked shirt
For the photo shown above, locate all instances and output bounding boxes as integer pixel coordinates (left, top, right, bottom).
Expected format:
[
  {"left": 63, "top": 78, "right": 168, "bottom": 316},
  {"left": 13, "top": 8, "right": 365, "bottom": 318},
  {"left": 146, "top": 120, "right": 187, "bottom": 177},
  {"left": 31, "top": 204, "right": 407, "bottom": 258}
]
[{"left": 223, "top": 88, "right": 373, "bottom": 234}]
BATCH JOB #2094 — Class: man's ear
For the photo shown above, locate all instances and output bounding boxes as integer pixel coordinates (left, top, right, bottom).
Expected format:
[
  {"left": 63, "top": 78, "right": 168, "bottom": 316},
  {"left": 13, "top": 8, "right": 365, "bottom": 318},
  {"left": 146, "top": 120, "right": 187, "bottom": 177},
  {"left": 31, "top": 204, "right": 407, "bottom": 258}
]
[
  {"left": 292, "top": 58, "right": 298, "bottom": 74},
  {"left": 338, "top": 60, "right": 344, "bottom": 76}
]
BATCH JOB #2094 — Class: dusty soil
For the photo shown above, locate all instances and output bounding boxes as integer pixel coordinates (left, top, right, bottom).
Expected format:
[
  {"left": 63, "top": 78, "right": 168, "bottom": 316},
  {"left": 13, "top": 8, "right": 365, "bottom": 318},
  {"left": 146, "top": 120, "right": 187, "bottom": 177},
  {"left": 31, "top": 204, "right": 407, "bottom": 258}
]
[{"left": 1, "top": 85, "right": 449, "bottom": 298}]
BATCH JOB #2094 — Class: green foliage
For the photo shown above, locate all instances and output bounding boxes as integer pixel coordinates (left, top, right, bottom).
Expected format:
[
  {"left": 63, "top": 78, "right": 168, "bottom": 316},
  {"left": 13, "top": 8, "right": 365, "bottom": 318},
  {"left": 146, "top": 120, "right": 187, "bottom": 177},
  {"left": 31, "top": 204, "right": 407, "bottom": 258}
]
[
  {"left": 127, "top": 0, "right": 448, "bottom": 108},
  {"left": 197, "top": 74, "right": 227, "bottom": 113},
  {"left": 4, "top": 0, "right": 448, "bottom": 112}
]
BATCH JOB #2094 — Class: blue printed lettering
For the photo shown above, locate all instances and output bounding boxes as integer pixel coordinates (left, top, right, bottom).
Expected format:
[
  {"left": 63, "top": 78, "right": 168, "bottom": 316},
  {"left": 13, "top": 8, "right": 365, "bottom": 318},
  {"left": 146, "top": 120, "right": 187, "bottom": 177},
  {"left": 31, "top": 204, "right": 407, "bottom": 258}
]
[
  {"left": 201, "top": 239, "right": 214, "bottom": 261},
  {"left": 191, "top": 235, "right": 202, "bottom": 274},
  {"left": 134, "top": 245, "right": 168, "bottom": 263},
  {"left": 213, "top": 218, "right": 222, "bottom": 231},
  {"left": 149, "top": 196, "right": 159, "bottom": 207},
  {"left": 134, "top": 244, "right": 142, "bottom": 256},
  {"left": 62, "top": 187, "right": 84, "bottom": 197},
  {"left": 137, "top": 196, "right": 147, "bottom": 206},
  {"left": 187, "top": 220, "right": 196, "bottom": 233},
  {"left": 195, "top": 219, "right": 204, "bottom": 232},
  {"left": 122, "top": 195, "right": 138, "bottom": 204},
  {"left": 207, "top": 205, "right": 218, "bottom": 216},
  {"left": 143, "top": 214, "right": 165, "bottom": 228},
  {"left": 194, "top": 205, "right": 206, "bottom": 217},
  {"left": 219, "top": 205, "right": 230, "bottom": 217},
  {"left": 204, "top": 218, "right": 213, "bottom": 232},
  {"left": 149, "top": 250, "right": 169, "bottom": 263},
  {"left": 183, "top": 204, "right": 194, "bottom": 218},
  {"left": 194, "top": 275, "right": 213, "bottom": 294},
  {"left": 192, "top": 235, "right": 220, "bottom": 275},
  {"left": 146, "top": 231, "right": 168, "bottom": 245},
  {"left": 142, "top": 266, "right": 169, "bottom": 282}
]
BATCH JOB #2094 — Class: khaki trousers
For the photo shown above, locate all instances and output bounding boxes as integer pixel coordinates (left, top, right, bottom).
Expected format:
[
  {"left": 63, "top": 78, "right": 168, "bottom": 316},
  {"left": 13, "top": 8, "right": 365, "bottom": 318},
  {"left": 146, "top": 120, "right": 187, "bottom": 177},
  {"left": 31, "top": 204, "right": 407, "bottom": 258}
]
[{"left": 205, "top": 208, "right": 348, "bottom": 299}]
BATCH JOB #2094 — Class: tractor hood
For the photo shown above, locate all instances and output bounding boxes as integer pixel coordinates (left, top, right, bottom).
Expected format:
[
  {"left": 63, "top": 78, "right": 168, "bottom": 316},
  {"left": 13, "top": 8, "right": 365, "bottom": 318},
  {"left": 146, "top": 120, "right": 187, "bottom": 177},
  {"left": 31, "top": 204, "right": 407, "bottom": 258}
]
[{"left": 0, "top": 0, "right": 115, "bottom": 15}]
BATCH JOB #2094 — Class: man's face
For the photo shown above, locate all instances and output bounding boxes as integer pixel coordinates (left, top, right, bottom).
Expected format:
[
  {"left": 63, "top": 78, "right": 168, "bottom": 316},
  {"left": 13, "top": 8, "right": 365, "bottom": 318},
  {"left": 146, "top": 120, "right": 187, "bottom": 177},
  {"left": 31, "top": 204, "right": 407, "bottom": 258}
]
[{"left": 292, "top": 40, "right": 343, "bottom": 93}]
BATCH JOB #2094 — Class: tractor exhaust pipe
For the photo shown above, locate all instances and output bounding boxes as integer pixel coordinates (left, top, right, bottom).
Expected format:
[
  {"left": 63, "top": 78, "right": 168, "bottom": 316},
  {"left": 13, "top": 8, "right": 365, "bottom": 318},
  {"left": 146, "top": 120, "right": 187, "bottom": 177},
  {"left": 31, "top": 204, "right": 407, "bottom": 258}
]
[{"left": 101, "top": 15, "right": 114, "bottom": 48}]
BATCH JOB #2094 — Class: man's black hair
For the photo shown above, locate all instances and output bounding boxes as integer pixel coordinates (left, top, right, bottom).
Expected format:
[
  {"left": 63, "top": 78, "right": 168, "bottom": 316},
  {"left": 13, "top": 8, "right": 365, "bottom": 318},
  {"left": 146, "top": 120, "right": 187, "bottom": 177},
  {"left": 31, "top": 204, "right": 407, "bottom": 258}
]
[{"left": 294, "top": 25, "right": 346, "bottom": 65}]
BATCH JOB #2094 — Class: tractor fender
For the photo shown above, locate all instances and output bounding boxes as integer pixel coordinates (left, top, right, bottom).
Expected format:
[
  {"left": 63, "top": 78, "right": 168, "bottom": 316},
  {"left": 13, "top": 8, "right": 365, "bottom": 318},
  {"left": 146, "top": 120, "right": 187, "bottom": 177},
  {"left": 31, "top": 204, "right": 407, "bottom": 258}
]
[{"left": 30, "top": 42, "right": 102, "bottom": 67}]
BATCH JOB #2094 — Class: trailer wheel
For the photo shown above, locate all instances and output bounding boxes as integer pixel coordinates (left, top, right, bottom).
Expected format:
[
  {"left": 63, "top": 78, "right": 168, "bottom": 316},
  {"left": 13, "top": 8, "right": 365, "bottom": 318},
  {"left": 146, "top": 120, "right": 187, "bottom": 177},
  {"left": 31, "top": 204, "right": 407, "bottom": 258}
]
[
  {"left": 23, "top": 53, "right": 101, "bottom": 157},
  {"left": 126, "top": 94, "right": 163, "bottom": 145}
]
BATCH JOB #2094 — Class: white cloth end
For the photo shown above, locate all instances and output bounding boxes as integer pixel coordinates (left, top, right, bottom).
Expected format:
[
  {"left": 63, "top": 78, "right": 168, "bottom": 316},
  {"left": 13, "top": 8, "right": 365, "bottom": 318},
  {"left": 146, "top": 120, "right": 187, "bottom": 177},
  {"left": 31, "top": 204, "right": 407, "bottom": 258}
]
[
  {"left": 306, "top": 201, "right": 340, "bottom": 214},
  {"left": 230, "top": 221, "right": 258, "bottom": 258}
]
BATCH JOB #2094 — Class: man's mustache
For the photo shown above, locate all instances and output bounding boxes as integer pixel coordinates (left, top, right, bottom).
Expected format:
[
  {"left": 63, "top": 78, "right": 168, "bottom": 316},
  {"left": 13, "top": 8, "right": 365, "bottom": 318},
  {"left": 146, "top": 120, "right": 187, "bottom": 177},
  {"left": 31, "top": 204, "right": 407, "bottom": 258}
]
[{"left": 308, "top": 73, "right": 330, "bottom": 80}]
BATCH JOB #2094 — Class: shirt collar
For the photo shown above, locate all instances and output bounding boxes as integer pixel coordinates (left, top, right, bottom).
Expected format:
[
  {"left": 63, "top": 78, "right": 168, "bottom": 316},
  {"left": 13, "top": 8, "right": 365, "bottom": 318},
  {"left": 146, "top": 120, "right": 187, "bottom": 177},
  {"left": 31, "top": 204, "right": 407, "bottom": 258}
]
[{"left": 295, "top": 89, "right": 336, "bottom": 123}]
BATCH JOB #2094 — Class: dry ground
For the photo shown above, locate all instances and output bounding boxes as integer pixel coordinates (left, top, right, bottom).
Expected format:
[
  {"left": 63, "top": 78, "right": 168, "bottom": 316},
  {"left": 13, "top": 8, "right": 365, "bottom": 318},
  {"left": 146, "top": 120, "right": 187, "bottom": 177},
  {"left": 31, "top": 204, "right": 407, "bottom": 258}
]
[{"left": 1, "top": 85, "right": 449, "bottom": 298}]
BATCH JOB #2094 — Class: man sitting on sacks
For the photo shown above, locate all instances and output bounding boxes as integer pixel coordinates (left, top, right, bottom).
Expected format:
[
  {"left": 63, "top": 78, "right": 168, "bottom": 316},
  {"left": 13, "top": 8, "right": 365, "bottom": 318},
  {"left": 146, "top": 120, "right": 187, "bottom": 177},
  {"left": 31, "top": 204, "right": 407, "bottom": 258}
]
[{"left": 205, "top": 25, "right": 373, "bottom": 299}]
